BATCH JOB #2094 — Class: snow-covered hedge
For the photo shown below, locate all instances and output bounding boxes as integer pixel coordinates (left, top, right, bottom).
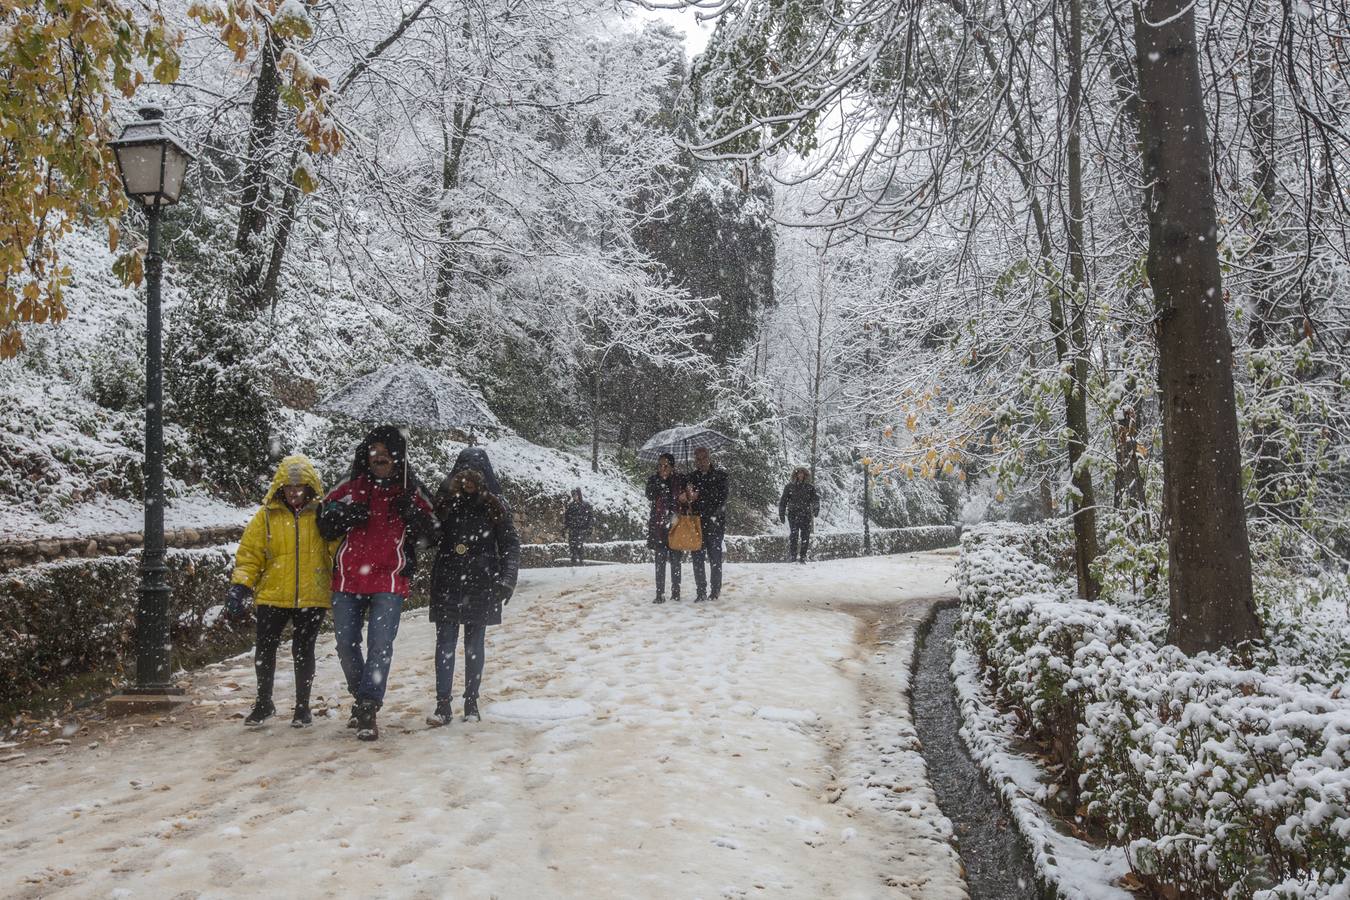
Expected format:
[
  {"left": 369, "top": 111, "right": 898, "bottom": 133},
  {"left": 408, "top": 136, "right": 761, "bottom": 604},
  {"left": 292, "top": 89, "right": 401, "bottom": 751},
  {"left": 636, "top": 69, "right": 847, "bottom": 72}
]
[
  {"left": 0, "top": 548, "right": 246, "bottom": 712},
  {"left": 956, "top": 523, "right": 1350, "bottom": 899},
  {"left": 522, "top": 525, "right": 958, "bottom": 567}
]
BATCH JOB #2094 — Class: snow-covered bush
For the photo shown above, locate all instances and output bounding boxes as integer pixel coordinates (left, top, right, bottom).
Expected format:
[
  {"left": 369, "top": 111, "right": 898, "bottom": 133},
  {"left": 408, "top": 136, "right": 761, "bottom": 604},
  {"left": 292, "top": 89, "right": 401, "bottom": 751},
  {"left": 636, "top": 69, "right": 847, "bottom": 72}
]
[
  {"left": 0, "top": 547, "right": 244, "bottom": 712},
  {"left": 165, "top": 300, "right": 277, "bottom": 502},
  {"left": 957, "top": 523, "right": 1350, "bottom": 900}
]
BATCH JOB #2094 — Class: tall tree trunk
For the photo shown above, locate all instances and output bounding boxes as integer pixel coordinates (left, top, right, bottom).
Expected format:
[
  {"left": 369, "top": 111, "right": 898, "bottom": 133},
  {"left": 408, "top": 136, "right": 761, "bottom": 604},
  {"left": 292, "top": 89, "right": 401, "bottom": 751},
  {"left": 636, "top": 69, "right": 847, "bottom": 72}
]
[
  {"left": 254, "top": 0, "right": 438, "bottom": 313},
  {"left": 808, "top": 265, "right": 827, "bottom": 476},
  {"left": 234, "top": 33, "right": 285, "bottom": 310},
  {"left": 432, "top": 89, "right": 478, "bottom": 343},
  {"left": 591, "top": 364, "right": 602, "bottom": 473},
  {"left": 1133, "top": 0, "right": 1262, "bottom": 652},
  {"left": 952, "top": 0, "right": 1101, "bottom": 594},
  {"left": 1064, "top": 0, "right": 1101, "bottom": 599},
  {"left": 261, "top": 146, "right": 302, "bottom": 312},
  {"left": 1247, "top": 10, "right": 1281, "bottom": 349},
  {"left": 1245, "top": 12, "right": 1290, "bottom": 518}
]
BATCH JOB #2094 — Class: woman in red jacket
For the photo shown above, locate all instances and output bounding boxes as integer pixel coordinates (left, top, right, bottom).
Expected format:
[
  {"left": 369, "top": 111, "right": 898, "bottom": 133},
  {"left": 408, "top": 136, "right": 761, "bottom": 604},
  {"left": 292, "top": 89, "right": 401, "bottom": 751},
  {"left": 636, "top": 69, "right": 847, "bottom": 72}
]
[{"left": 318, "top": 425, "right": 436, "bottom": 741}]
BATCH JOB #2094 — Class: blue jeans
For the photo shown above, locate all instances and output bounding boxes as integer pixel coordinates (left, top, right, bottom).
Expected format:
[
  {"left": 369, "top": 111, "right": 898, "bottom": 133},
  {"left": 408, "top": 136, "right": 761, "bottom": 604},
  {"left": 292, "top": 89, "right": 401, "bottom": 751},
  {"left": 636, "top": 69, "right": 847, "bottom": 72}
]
[
  {"left": 693, "top": 531, "right": 724, "bottom": 597},
  {"left": 332, "top": 592, "right": 403, "bottom": 707},
  {"left": 435, "top": 621, "right": 487, "bottom": 702}
]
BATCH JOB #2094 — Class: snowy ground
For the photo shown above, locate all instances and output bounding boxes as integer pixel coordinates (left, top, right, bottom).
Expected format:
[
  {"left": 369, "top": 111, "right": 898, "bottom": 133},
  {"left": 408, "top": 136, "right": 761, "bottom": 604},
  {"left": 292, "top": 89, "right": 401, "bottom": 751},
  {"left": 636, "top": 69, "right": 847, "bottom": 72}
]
[{"left": 2, "top": 552, "right": 966, "bottom": 899}]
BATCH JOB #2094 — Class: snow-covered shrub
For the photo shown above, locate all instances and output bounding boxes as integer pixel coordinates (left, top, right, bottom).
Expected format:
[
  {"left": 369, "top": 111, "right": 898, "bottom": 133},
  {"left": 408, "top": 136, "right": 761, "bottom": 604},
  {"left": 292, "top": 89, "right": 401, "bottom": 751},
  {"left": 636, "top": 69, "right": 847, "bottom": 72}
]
[
  {"left": 957, "top": 523, "right": 1350, "bottom": 900},
  {"left": 164, "top": 301, "right": 276, "bottom": 502},
  {"left": 85, "top": 313, "right": 145, "bottom": 413},
  {"left": 0, "top": 547, "right": 244, "bottom": 712}
]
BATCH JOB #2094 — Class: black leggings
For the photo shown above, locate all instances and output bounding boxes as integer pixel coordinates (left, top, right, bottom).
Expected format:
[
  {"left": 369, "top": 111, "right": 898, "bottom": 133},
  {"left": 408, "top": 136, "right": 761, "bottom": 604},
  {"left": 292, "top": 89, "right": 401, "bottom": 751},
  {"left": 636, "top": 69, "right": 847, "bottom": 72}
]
[{"left": 254, "top": 605, "right": 326, "bottom": 707}]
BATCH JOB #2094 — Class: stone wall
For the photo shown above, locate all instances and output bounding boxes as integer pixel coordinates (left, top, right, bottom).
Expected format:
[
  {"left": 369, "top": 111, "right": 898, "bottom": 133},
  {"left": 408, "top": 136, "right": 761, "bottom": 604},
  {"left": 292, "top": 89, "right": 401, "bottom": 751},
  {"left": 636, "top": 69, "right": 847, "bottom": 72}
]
[{"left": 0, "top": 525, "right": 245, "bottom": 571}]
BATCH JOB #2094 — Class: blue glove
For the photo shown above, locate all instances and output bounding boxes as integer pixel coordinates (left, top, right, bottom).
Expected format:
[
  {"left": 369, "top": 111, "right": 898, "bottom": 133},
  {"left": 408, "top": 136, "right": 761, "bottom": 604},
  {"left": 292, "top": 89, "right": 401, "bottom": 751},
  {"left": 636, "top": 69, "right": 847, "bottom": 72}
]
[{"left": 225, "top": 584, "right": 253, "bottom": 617}]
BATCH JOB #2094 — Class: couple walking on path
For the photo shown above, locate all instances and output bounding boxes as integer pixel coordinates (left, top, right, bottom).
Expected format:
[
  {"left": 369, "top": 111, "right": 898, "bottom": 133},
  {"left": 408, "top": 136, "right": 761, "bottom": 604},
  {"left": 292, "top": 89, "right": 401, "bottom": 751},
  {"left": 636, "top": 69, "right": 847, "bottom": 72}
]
[
  {"left": 645, "top": 446, "right": 729, "bottom": 604},
  {"left": 226, "top": 426, "right": 519, "bottom": 741}
]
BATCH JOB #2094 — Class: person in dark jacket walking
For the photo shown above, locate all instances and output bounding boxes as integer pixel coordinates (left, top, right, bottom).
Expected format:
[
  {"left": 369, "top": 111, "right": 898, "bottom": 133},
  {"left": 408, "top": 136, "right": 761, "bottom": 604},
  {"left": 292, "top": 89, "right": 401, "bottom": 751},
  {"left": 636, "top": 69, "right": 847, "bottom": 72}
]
[
  {"left": 426, "top": 447, "right": 520, "bottom": 726},
  {"left": 646, "top": 453, "right": 681, "bottom": 603},
  {"left": 778, "top": 467, "right": 820, "bottom": 563},
  {"left": 563, "top": 488, "right": 594, "bottom": 566},
  {"left": 688, "top": 446, "right": 729, "bottom": 601},
  {"left": 318, "top": 425, "right": 436, "bottom": 741}
]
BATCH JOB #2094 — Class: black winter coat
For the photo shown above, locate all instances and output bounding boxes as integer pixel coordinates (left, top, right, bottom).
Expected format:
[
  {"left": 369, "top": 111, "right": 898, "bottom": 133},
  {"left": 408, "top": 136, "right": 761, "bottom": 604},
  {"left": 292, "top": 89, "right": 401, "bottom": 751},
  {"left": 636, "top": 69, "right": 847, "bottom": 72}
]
[
  {"left": 779, "top": 481, "right": 820, "bottom": 524},
  {"left": 564, "top": 500, "right": 594, "bottom": 536},
  {"left": 429, "top": 449, "right": 520, "bottom": 626},
  {"left": 645, "top": 473, "right": 677, "bottom": 550},
  {"left": 688, "top": 466, "right": 730, "bottom": 540}
]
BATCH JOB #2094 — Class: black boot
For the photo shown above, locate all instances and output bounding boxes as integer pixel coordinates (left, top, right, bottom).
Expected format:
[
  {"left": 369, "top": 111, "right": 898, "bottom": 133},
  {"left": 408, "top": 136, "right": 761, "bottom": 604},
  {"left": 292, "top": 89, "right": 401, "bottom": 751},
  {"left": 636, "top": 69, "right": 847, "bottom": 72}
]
[
  {"left": 426, "top": 699, "right": 453, "bottom": 728},
  {"left": 356, "top": 701, "right": 379, "bottom": 742},
  {"left": 463, "top": 698, "right": 481, "bottom": 722},
  {"left": 291, "top": 705, "right": 312, "bottom": 728},
  {"left": 244, "top": 699, "right": 275, "bottom": 727},
  {"left": 346, "top": 707, "right": 360, "bottom": 729},
  {"left": 653, "top": 593, "right": 665, "bottom": 604}
]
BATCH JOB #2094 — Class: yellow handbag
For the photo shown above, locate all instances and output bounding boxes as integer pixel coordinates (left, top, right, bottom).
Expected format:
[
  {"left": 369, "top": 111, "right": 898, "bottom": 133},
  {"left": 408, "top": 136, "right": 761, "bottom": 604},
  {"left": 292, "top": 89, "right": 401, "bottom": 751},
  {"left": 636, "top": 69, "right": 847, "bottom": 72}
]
[{"left": 667, "top": 514, "right": 703, "bottom": 552}]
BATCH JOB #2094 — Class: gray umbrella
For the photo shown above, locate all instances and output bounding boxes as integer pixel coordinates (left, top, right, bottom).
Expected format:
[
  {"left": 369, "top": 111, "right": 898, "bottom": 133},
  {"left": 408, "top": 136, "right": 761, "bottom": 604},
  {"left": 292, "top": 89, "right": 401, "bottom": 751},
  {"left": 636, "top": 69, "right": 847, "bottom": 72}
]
[
  {"left": 638, "top": 424, "right": 736, "bottom": 464},
  {"left": 314, "top": 363, "right": 500, "bottom": 433}
]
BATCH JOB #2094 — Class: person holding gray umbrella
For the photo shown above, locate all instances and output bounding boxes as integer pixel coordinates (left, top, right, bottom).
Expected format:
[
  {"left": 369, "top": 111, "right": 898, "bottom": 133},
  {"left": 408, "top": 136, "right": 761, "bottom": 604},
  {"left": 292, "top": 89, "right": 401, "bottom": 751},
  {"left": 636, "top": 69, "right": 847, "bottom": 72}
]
[{"left": 317, "top": 425, "right": 437, "bottom": 741}]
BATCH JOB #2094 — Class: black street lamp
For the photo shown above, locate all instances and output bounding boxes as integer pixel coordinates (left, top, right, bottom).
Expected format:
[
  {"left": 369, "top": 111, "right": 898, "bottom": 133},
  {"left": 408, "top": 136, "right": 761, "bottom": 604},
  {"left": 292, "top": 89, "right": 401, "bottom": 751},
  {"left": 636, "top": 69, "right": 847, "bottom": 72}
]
[
  {"left": 853, "top": 446, "right": 871, "bottom": 556},
  {"left": 107, "top": 105, "right": 195, "bottom": 712}
]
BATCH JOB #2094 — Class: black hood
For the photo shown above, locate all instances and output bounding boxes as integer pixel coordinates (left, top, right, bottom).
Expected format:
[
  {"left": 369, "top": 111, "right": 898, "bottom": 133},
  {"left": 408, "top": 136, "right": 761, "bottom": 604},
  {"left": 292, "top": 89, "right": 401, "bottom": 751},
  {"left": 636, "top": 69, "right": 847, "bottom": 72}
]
[
  {"left": 351, "top": 425, "right": 409, "bottom": 483},
  {"left": 449, "top": 446, "right": 502, "bottom": 495}
]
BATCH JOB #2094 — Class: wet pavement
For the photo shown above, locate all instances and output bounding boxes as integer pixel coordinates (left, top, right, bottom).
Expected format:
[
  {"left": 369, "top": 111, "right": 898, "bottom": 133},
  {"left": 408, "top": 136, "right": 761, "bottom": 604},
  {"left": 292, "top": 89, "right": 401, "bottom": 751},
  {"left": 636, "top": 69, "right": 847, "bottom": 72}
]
[{"left": 912, "top": 604, "right": 1039, "bottom": 900}]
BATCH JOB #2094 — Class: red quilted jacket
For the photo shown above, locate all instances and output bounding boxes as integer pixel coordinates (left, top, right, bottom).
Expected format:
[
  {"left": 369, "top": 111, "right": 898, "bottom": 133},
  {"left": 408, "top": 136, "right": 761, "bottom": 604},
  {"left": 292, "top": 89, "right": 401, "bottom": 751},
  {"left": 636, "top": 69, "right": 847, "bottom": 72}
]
[{"left": 323, "top": 474, "right": 435, "bottom": 597}]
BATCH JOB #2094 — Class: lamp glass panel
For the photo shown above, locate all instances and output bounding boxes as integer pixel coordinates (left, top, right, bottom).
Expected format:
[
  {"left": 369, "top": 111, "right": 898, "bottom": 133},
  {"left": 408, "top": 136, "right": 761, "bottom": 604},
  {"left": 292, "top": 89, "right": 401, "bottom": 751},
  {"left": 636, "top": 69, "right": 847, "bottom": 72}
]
[
  {"left": 115, "top": 143, "right": 166, "bottom": 200},
  {"left": 160, "top": 145, "right": 191, "bottom": 203}
]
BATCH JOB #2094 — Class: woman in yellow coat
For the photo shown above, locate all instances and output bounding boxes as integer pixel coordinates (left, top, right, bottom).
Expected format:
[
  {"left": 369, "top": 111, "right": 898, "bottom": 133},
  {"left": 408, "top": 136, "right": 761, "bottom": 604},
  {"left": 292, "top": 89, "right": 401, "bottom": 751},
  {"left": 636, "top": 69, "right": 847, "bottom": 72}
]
[{"left": 228, "top": 455, "right": 335, "bottom": 727}]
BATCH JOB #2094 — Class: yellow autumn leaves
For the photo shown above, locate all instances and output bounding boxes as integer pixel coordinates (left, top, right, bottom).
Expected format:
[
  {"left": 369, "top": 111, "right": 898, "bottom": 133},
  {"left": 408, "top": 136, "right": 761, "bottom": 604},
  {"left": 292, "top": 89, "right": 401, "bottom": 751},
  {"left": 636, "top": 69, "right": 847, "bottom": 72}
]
[
  {"left": 0, "top": 0, "right": 180, "bottom": 357},
  {"left": 1, "top": 0, "right": 341, "bottom": 358},
  {"left": 188, "top": 0, "right": 342, "bottom": 156}
]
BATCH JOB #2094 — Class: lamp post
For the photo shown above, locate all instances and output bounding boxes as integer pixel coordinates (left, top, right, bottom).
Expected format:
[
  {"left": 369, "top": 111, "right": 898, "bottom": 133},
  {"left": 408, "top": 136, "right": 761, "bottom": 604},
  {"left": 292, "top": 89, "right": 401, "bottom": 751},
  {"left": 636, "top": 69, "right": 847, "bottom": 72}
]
[
  {"left": 107, "top": 105, "right": 195, "bottom": 712},
  {"left": 853, "top": 446, "right": 871, "bottom": 556}
]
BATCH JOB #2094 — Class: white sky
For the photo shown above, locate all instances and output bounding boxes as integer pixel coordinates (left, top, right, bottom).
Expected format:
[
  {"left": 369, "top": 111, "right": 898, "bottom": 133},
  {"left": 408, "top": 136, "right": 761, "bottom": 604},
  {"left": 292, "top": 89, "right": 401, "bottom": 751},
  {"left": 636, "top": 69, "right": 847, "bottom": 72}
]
[{"left": 635, "top": 4, "right": 715, "bottom": 57}]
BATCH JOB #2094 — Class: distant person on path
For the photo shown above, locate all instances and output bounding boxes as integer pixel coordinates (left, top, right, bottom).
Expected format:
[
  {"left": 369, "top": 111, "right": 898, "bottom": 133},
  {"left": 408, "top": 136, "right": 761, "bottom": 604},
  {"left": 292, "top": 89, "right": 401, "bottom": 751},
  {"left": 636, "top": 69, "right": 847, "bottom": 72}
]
[
  {"left": 779, "top": 467, "right": 820, "bottom": 564},
  {"left": 426, "top": 448, "right": 520, "bottom": 726},
  {"left": 646, "top": 452, "right": 681, "bottom": 603},
  {"left": 563, "top": 488, "right": 594, "bottom": 566},
  {"left": 318, "top": 426, "right": 436, "bottom": 742},
  {"left": 227, "top": 455, "right": 334, "bottom": 728},
  {"left": 688, "top": 446, "right": 729, "bottom": 602}
]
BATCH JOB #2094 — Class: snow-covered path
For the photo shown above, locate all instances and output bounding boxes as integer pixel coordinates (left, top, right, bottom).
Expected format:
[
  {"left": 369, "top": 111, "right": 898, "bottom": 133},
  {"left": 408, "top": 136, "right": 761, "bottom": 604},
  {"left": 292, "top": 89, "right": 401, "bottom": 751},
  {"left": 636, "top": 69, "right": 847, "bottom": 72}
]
[{"left": 4, "top": 552, "right": 966, "bottom": 899}]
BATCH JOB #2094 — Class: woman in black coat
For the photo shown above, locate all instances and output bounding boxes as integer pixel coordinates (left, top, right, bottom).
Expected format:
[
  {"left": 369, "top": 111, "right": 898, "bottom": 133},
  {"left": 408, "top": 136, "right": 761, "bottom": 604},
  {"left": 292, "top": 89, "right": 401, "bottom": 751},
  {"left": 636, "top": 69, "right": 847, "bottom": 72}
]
[
  {"left": 427, "top": 447, "right": 520, "bottom": 725},
  {"left": 645, "top": 452, "right": 681, "bottom": 603}
]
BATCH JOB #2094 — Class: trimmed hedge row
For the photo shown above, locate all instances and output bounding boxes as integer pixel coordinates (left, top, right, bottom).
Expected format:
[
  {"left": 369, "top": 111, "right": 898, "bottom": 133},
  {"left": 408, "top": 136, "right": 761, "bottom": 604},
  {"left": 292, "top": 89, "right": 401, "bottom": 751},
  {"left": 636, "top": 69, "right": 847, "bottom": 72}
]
[
  {"left": 0, "top": 547, "right": 242, "bottom": 711},
  {"left": 1, "top": 525, "right": 957, "bottom": 713},
  {"left": 956, "top": 523, "right": 1350, "bottom": 900},
  {"left": 525, "top": 525, "right": 959, "bottom": 568}
]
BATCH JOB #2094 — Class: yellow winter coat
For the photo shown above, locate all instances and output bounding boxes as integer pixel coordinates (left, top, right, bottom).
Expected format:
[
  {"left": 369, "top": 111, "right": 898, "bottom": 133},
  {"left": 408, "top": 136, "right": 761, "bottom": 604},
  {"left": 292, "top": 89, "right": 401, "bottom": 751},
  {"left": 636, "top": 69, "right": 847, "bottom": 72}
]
[{"left": 230, "top": 455, "right": 336, "bottom": 609}]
